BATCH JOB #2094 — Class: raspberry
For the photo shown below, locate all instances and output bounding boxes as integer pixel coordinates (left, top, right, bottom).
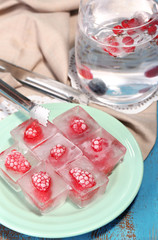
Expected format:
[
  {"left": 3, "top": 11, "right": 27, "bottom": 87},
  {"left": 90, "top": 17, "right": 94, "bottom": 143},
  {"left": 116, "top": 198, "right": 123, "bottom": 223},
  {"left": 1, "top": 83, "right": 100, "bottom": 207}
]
[
  {"left": 147, "top": 24, "right": 157, "bottom": 35},
  {"left": 50, "top": 144, "right": 66, "bottom": 159},
  {"left": 103, "top": 38, "right": 120, "bottom": 57},
  {"left": 123, "top": 46, "right": 135, "bottom": 53},
  {"left": 5, "top": 149, "right": 31, "bottom": 173},
  {"left": 144, "top": 65, "right": 158, "bottom": 78},
  {"left": 77, "top": 65, "right": 93, "bottom": 80},
  {"left": 112, "top": 25, "right": 124, "bottom": 35},
  {"left": 122, "top": 36, "right": 134, "bottom": 45},
  {"left": 121, "top": 19, "right": 129, "bottom": 28},
  {"left": 70, "top": 118, "right": 88, "bottom": 134},
  {"left": 104, "top": 35, "right": 117, "bottom": 44},
  {"left": 127, "top": 29, "right": 136, "bottom": 35},
  {"left": 69, "top": 167, "right": 96, "bottom": 189},
  {"left": 32, "top": 171, "right": 51, "bottom": 192},
  {"left": 128, "top": 18, "right": 140, "bottom": 27},
  {"left": 24, "top": 120, "right": 42, "bottom": 140},
  {"left": 91, "top": 137, "right": 103, "bottom": 152}
]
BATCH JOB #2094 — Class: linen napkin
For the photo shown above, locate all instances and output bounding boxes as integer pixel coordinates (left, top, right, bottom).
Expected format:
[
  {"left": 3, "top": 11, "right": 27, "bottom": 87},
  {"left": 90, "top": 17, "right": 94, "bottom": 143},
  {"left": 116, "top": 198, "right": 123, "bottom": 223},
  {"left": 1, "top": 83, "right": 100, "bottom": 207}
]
[{"left": 0, "top": 0, "right": 157, "bottom": 160}]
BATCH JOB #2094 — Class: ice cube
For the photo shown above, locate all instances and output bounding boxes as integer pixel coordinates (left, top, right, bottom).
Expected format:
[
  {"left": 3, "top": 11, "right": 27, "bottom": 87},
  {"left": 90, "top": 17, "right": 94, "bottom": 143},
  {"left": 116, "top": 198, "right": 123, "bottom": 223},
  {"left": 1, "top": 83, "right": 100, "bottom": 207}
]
[
  {"left": 0, "top": 143, "right": 39, "bottom": 191},
  {"left": 58, "top": 156, "right": 109, "bottom": 208},
  {"left": 18, "top": 161, "right": 69, "bottom": 214},
  {"left": 53, "top": 106, "right": 101, "bottom": 145},
  {"left": 10, "top": 118, "right": 59, "bottom": 150},
  {"left": 33, "top": 133, "right": 82, "bottom": 170},
  {"left": 78, "top": 128, "right": 127, "bottom": 175}
]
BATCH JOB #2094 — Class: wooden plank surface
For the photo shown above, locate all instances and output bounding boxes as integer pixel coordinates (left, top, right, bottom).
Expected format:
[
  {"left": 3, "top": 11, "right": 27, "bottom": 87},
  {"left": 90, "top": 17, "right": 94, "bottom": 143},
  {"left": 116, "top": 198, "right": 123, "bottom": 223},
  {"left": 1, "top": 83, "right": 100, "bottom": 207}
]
[{"left": 0, "top": 108, "right": 157, "bottom": 240}]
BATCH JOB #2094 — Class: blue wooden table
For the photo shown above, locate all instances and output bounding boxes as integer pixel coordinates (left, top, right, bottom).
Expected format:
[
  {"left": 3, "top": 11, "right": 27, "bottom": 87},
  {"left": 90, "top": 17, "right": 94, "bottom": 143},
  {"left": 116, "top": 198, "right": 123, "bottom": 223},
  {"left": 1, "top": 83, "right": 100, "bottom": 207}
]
[{"left": 0, "top": 107, "right": 157, "bottom": 240}]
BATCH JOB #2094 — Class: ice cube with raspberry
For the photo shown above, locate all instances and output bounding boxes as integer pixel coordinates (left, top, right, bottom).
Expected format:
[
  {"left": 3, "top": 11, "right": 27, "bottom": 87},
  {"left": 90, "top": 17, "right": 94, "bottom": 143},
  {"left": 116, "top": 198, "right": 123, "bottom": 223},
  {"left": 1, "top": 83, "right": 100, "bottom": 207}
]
[
  {"left": 53, "top": 106, "right": 101, "bottom": 145},
  {"left": 0, "top": 143, "right": 39, "bottom": 191},
  {"left": 33, "top": 133, "right": 82, "bottom": 170},
  {"left": 18, "top": 161, "right": 69, "bottom": 213},
  {"left": 78, "top": 128, "right": 126, "bottom": 175},
  {"left": 58, "top": 156, "right": 109, "bottom": 208},
  {"left": 11, "top": 118, "right": 59, "bottom": 150}
]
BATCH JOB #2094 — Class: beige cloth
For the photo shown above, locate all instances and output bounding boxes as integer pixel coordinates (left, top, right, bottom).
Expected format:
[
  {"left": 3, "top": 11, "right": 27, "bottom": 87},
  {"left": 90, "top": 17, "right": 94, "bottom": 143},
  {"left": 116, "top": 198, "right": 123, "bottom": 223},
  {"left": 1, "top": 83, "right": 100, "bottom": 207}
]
[{"left": 0, "top": 1, "right": 157, "bottom": 160}]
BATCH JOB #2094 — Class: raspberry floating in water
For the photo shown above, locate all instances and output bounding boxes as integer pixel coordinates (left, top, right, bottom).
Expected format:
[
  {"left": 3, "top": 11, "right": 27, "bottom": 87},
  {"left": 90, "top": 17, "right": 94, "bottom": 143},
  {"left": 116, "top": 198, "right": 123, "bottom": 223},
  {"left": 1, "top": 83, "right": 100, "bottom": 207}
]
[
  {"left": 112, "top": 25, "right": 124, "bottom": 35},
  {"left": 145, "top": 65, "right": 158, "bottom": 78},
  {"left": 148, "top": 24, "right": 157, "bottom": 35},
  {"left": 32, "top": 171, "right": 51, "bottom": 192},
  {"left": 88, "top": 79, "right": 107, "bottom": 95},
  {"left": 50, "top": 144, "right": 66, "bottom": 159},
  {"left": 69, "top": 167, "right": 96, "bottom": 189},
  {"left": 77, "top": 65, "right": 93, "bottom": 80},
  {"left": 24, "top": 120, "right": 42, "bottom": 140},
  {"left": 5, "top": 149, "right": 31, "bottom": 173},
  {"left": 70, "top": 118, "right": 88, "bottom": 134}
]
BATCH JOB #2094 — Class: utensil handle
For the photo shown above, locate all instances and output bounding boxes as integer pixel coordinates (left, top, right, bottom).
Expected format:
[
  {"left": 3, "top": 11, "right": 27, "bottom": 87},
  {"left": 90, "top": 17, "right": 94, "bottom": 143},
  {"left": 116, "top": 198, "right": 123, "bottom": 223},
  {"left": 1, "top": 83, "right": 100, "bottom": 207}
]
[{"left": 0, "top": 79, "right": 34, "bottom": 112}]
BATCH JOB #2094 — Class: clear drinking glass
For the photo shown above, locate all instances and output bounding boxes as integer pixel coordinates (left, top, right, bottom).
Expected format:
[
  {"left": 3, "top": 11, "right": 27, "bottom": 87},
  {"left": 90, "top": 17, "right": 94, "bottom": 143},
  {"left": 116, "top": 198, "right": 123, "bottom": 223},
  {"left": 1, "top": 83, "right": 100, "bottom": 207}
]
[{"left": 75, "top": 0, "right": 158, "bottom": 105}]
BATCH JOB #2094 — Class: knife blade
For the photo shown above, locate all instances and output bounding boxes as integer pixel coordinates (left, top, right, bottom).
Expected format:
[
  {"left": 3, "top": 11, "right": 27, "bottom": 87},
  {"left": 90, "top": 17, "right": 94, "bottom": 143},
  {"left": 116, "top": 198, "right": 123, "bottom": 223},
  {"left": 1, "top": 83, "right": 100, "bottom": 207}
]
[{"left": 0, "top": 59, "right": 91, "bottom": 105}]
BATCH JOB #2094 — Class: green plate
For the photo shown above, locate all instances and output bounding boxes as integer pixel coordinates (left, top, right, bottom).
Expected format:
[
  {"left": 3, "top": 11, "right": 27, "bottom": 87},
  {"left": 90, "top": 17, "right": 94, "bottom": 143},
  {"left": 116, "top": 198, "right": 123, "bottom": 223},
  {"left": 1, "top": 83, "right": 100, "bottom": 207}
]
[{"left": 0, "top": 103, "right": 143, "bottom": 238}]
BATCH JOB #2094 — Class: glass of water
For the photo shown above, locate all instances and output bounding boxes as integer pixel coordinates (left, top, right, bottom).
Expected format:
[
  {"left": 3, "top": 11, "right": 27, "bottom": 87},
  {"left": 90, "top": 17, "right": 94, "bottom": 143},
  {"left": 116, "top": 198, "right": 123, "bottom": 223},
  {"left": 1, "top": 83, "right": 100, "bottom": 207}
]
[{"left": 75, "top": 0, "right": 158, "bottom": 106}]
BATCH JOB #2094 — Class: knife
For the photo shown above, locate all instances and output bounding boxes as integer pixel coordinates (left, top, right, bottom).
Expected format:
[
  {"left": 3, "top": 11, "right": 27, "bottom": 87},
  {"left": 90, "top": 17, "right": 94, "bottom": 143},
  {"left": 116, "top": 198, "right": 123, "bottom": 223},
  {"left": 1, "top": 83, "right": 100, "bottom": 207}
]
[{"left": 0, "top": 59, "right": 99, "bottom": 106}]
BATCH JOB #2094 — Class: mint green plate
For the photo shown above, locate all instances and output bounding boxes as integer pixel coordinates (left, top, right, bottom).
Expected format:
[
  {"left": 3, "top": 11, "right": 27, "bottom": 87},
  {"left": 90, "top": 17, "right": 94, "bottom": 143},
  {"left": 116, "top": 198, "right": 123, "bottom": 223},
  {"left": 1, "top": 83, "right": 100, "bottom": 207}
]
[{"left": 0, "top": 103, "right": 143, "bottom": 238}]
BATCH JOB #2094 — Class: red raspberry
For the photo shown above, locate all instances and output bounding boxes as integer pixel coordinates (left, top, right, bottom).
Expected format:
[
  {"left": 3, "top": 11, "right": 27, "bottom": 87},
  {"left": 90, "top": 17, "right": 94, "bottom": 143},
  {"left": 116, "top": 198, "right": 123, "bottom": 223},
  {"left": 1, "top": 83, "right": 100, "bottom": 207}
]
[
  {"left": 122, "top": 37, "right": 135, "bottom": 53},
  {"left": 69, "top": 167, "right": 96, "bottom": 189},
  {"left": 70, "top": 118, "right": 88, "bottom": 134},
  {"left": 91, "top": 137, "right": 109, "bottom": 152},
  {"left": 121, "top": 19, "right": 129, "bottom": 28},
  {"left": 32, "top": 171, "right": 51, "bottom": 192},
  {"left": 123, "top": 46, "right": 135, "bottom": 53},
  {"left": 104, "top": 40, "right": 120, "bottom": 57},
  {"left": 128, "top": 18, "right": 140, "bottom": 27},
  {"left": 145, "top": 65, "right": 158, "bottom": 78},
  {"left": 24, "top": 120, "right": 42, "bottom": 140},
  {"left": 91, "top": 137, "right": 103, "bottom": 152},
  {"left": 154, "top": 35, "right": 158, "bottom": 40},
  {"left": 77, "top": 65, "right": 93, "bottom": 80},
  {"left": 50, "top": 144, "right": 66, "bottom": 159},
  {"left": 112, "top": 25, "right": 124, "bottom": 35},
  {"left": 127, "top": 29, "right": 136, "bottom": 35},
  {"left": 122, "top": 36, "right": 134, "bottom": 45},
  {"left": 104, "top": 35, "right": 117, "bottom": 44},
  {"left": 148, "top": 24, "right": 157, "bottom": 35},
  {"left": 5, "top": 149, "right": 31, "bottom": 173}
]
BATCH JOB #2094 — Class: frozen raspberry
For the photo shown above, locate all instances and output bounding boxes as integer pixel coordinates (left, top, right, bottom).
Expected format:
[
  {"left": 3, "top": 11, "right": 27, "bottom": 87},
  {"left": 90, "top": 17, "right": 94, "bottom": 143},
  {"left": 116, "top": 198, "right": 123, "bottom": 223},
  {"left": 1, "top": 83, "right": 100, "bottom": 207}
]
[
  {"left": 91, "top": 137, "right": 103, "bottom": 152},
  {"left": 70, "top": 118, "right": 88, "bottom": 134},
  {"left": 32, "top": 171, "right": 51, "bottom": 192},
  {"left": 121, "top": 19, "right": 130, "bottom": 28},
  {"left": 122, "top": 36, "right": 135, "bottom": 53},
  {"left": 103, "top": 38, "right": 120, "bottom": 57},
  {"left": 128, "top": 18, "right": 141, "bottom": 27},
  {"left": 127, "top": 29, "right": 136, "bottom": 35},
  {"left": 91, "top": 137, "right": 109, "bottom": 152},
  {"left": 147, "top": 24, "right": 157, "bottom": 35},
  {"left": 50, "top": 144, "right": 66, "bottom": 159},
  {"left": 122, "top": 36, "right": 134, "bottom": 45},
  {"left": 24, "top": 120, "right": 42, "bottom": 140},
  {"left": 5, "top": 149, "right": 31, "bottom": 173},
  {"left": 77, "top": 65, "right": 93, "bottom": 80},
  {"left": 123, "top": 46, "right": 135, "bottom": 53},
  {"left": 69, "top": 167, "right": 96, "bottom": 189},
  {"left": 145, "top": 65, "right": 158, "bottom": 78},
  {"left": 107, "top": 41, "right": 120, "bottom": 56},
  {"left": 112, "top": 25, "right": 124, "bottom": 35}
]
